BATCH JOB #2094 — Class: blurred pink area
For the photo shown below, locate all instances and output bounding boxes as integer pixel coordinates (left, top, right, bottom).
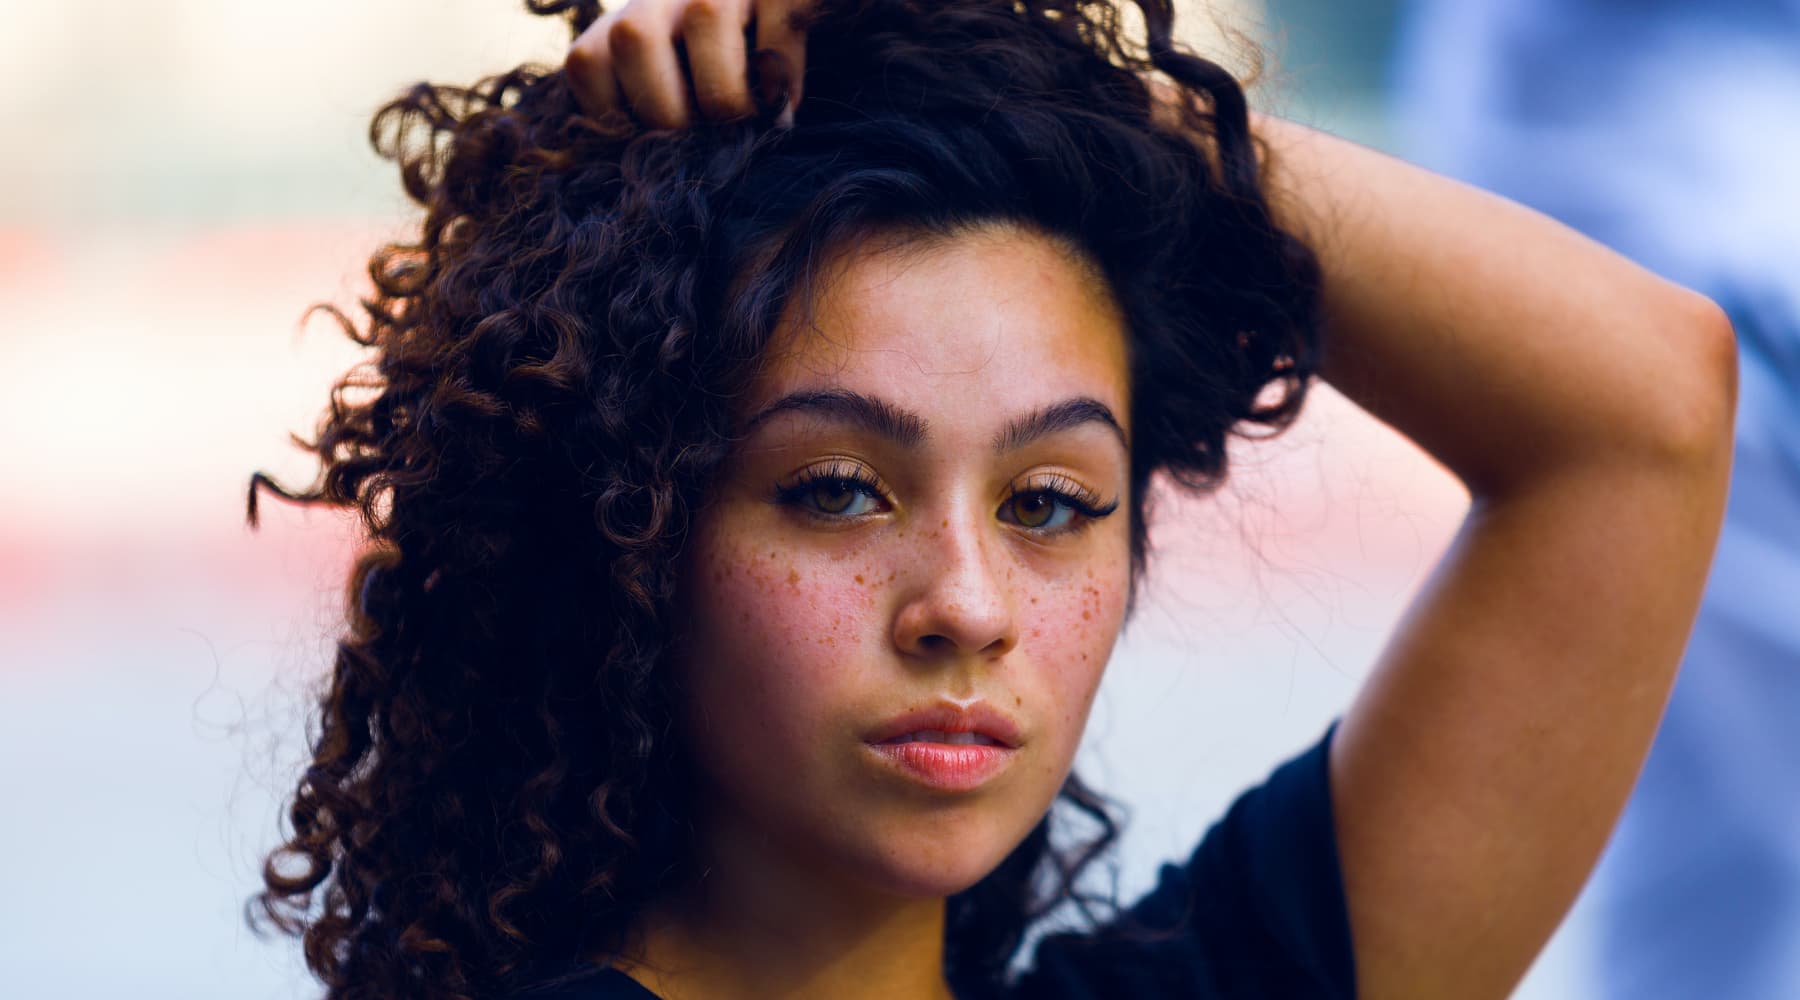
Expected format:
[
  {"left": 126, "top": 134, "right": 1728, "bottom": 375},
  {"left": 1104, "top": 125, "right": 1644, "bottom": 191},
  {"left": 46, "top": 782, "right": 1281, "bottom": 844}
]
[
  {"left": 0, "top": 217, "right": 1468, "bottom": 611},
  {"left": 0, "top": 215, "right": 1470, "bottom": 651},
  {"left": 0, "top": 219, "right": 1471, "bottom": 704},
  {"left": 0, "top": 222, "right": 392, "bottom": 645}
]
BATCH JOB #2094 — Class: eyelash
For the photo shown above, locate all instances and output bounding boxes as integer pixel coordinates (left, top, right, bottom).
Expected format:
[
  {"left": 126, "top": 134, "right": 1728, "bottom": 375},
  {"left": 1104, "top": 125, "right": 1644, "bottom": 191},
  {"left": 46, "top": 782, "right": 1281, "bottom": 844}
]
[{"left": 771, "top": 463, "right": 1119, "bottom": 536}]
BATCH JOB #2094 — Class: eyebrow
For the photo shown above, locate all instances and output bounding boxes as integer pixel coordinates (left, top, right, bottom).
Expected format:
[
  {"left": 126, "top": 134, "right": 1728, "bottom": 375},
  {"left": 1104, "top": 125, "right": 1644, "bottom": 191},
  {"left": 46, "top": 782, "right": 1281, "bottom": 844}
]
[
  {"left": 993, "top": 397, "right": 1128, "bottom": 453},
  {"left": 741, "top": 389, "right": 1127, "bottom": 453},
  {"left": 741, "top": 389, "right": 928, "bottom": 448}
]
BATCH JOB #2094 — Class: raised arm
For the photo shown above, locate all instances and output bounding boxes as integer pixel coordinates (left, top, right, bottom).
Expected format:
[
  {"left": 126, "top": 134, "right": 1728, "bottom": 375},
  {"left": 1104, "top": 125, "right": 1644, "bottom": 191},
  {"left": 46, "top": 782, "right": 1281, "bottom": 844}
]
[{"left": 1248, "top": 113, "right": 1737, "bottom": 996}]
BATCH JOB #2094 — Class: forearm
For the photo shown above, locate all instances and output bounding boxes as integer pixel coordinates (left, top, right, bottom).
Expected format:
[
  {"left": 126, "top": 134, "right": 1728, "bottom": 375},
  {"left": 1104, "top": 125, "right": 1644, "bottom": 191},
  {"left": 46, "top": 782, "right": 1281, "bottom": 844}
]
[{"left": 1249, "top": 112, "right": 1735, "bottom": 498}]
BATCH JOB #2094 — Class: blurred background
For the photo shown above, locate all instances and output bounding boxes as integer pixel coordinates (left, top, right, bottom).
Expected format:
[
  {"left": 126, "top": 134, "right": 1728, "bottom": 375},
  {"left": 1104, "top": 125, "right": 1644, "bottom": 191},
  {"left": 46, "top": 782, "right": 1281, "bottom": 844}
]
[{"left": 0, "top": 0, "right": 1636, "bottom": 995}]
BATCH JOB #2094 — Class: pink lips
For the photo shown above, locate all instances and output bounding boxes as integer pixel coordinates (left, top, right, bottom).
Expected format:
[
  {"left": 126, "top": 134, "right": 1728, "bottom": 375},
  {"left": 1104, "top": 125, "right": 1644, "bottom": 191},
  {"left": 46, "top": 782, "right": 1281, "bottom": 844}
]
[
  {"left": 864, "top": 701, "right": 1022, "bottom": 792},
  {"left": 866, "top": 702, "right": 1022, "bottom": 748}
]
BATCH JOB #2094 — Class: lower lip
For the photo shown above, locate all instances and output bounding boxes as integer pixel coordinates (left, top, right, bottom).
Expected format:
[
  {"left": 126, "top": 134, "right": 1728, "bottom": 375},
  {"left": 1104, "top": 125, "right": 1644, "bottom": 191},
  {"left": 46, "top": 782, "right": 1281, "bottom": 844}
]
[{"left": 865, "top": 741, "right": 1016, "bottom": 792}]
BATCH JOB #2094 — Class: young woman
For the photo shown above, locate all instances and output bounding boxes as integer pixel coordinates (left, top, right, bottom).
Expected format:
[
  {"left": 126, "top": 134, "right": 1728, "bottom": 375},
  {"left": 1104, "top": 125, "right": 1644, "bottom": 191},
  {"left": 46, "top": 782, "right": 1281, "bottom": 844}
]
[{"left": 245, "top": 1, "right": 1737, "bottom": 998}]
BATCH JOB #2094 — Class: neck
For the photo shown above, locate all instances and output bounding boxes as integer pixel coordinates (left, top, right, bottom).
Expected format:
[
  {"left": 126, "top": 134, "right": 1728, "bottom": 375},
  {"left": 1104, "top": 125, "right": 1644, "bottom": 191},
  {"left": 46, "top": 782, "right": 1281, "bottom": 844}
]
[{"left": 614, "top": 824, "right": 957, "bottom": 1000}]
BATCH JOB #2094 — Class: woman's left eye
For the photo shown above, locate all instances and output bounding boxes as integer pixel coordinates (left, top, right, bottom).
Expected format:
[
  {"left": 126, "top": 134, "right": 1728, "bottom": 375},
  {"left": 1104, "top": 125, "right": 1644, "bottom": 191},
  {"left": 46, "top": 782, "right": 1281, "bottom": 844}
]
[{"left": 999, "top": 491, "right": 1078, "bottom": 531}]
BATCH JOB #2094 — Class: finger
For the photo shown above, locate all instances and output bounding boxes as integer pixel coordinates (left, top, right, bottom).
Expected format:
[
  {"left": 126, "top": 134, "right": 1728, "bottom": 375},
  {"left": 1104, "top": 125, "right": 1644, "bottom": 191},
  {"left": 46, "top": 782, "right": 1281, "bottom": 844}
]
[
  {"left": 681, "top": 0, "right": 757, "bottom": 122},
  {"left": 565, "top": 13, "right": 622, "bottom": 118},
  {"left": 753, "top": 0, "right": 809, "bottom": 127},
  {"left": 609, "top": 3, "right": 694, "bottom": 130}
]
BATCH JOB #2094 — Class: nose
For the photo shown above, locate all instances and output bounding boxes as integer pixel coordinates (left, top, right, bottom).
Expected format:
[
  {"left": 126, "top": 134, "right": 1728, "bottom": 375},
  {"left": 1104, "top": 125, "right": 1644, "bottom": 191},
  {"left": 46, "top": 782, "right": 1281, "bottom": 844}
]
[{"left": 892, "top": 506, "right": 1019, "bottom": 660}]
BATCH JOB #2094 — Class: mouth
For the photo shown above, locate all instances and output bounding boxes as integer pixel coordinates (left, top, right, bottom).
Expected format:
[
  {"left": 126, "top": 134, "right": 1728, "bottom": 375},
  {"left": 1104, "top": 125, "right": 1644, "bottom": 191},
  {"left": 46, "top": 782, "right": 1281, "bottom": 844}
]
[
  {"left": 865, "top": 738, "right": 1016, "bottom": 792},
  {"left": 864, "top": 700, "right": 1023, "bottom": 750},
  {"left": 862, "top": 700, "right": 1023, "bottom": 792},
  {"left": 879, "top": 729, "right": 1004, "bottom": 746}
]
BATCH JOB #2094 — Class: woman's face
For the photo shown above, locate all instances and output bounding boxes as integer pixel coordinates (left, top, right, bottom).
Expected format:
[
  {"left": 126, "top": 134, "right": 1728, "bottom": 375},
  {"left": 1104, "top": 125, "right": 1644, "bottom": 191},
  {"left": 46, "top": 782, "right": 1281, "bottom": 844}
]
[{"left": 676, "top": 223, "right": 1133, "bottom": 901}]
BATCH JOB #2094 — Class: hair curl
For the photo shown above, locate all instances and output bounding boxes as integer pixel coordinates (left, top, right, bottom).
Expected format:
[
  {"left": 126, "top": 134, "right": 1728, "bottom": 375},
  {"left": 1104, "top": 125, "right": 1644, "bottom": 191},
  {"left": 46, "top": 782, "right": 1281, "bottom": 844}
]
[{"left": 244, "top": 1, "right": 1324, "bottom": 996}]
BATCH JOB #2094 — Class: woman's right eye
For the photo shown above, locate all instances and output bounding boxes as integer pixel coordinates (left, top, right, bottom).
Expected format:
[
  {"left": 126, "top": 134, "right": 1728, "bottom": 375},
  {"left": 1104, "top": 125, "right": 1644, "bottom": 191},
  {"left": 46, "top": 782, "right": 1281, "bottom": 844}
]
[
  {"left": 775, "top": 473, "right": 888, "bottom": 518},
  {"left": 803, "top": 478, "right": 881, "bottom": 516}
]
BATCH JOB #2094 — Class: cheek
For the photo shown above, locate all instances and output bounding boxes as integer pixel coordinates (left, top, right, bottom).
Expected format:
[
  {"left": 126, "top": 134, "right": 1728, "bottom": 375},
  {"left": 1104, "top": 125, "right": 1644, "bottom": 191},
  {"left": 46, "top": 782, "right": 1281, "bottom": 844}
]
[
  {"left": 681, "top": 532, "right": 882, "bottom": 762},
  {"left": 1022, "top": 562, "right": 1129, "bottom": 746}
]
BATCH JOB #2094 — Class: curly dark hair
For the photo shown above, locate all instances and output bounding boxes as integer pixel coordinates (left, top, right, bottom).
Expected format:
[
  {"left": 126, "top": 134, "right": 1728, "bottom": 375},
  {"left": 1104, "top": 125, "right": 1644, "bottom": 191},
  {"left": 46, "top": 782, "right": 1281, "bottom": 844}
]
[{"left": 243, "top": 0, "right": 1324, "bottom": 996}]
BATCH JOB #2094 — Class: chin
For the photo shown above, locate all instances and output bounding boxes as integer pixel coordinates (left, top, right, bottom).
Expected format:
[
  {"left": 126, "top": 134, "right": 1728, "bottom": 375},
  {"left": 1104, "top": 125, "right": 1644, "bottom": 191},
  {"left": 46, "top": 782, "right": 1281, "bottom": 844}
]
[
  {"left": 831, "top": 804, "right": 1040, "bottom": 900},
  {"left": 859, "top": 855, "right": 1009, "bottom": 901}
]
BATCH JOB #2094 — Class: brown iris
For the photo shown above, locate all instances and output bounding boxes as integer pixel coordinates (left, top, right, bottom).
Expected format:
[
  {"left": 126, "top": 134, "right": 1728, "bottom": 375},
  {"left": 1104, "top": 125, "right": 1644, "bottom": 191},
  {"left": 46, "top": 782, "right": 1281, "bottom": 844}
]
[
  {"left": 1007, "top": 492, "right": 1055, "bottom": 528},
  {"left": 811, "top": 480, "right": 859, "bottom": 514}
]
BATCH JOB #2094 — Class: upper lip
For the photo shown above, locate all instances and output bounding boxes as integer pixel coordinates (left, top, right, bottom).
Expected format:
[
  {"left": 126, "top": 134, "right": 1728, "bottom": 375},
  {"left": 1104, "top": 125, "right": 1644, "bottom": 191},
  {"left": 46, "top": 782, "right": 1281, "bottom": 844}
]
[{"left": 865, "top": 701, "right": 1023, "bottom": 749}]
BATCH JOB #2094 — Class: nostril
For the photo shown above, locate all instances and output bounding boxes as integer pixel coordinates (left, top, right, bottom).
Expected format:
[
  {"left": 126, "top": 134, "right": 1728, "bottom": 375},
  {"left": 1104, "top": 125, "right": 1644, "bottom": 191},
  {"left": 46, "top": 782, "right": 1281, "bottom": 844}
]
[{"left": 918, "top": 634, "right": 953, "bottom": 653}]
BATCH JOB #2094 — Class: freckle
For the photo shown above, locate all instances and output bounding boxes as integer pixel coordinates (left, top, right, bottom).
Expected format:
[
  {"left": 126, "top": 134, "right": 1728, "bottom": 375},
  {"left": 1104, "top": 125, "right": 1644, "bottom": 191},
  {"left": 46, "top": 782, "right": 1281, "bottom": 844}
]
[
  {"left": 855, "top": 574, "right": 864, "bottom": 584},
  {"left": 1030, "top": 596, "right": 1038, "bottom": 605},
  {"left": 1081, "top": 610, "right": 1091, "bottom": 620},
  {"left": 888, "top": 571, "right": 896, "bottom": 581},
  {"left": 941, "top": 518, "right": 948, "bottom": 528},
  {"left": 787, "top": 568, "right": 800, "bottom": 587}
]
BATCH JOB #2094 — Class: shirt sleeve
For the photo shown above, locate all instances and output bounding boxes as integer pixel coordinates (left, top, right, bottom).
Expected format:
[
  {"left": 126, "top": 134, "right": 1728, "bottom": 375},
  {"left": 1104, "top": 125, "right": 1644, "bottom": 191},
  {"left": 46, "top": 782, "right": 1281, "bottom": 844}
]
[{"left": 1009, "top": 722, "right": 1356, "bottom": 999}]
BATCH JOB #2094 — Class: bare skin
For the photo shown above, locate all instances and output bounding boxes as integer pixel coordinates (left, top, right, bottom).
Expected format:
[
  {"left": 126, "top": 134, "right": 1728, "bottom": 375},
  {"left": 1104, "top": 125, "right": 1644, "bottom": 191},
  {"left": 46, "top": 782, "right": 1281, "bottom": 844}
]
[{"left": 566, "top": 3, "right": 1739, "bottom": 998}]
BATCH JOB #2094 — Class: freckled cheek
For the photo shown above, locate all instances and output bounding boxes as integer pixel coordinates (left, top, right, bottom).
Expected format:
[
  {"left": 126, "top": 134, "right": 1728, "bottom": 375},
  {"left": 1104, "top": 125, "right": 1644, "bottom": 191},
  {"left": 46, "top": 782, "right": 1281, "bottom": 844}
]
[
  {"left": 687, "top": 545, "right": 884, "bottom": 749},
  {"left": 1020, "top": 570, "right": 1129, "bottom": 737}
]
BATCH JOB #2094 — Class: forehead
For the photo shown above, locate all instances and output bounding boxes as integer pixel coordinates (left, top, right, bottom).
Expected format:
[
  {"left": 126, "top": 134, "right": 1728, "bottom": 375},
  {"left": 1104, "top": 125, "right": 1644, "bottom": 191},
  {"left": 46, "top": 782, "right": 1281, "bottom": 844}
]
[{"left": 748, "top": 224, "right": 1131, "bottom": 426}]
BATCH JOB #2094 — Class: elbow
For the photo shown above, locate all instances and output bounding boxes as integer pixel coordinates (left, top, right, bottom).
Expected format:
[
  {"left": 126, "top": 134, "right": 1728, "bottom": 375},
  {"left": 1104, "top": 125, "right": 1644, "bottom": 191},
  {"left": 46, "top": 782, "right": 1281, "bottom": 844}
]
[{"left": 1658, "top": 288, "right": 1739, "bottom": 473}]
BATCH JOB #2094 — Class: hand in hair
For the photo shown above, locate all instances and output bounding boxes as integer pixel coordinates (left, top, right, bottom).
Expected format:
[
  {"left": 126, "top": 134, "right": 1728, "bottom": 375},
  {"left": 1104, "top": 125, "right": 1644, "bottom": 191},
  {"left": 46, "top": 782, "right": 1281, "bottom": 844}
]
[{"left": 564, "top": 0, "right": 811, "bottom": 128}]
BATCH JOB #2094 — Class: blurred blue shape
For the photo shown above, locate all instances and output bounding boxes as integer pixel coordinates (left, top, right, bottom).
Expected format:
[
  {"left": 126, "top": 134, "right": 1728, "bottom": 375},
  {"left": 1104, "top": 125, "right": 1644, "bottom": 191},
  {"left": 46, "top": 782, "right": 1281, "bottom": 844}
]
[{"left": 1387, "top": 2, "right": 1800, "bottom": 997}]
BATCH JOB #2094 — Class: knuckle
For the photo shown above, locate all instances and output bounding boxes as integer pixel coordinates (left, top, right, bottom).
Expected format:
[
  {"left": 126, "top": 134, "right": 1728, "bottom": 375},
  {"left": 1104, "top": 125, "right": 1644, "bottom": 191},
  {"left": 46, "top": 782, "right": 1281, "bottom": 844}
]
[
  {"left": 606, "top": 16, "right": 654, "bottom": 58},
  {"left": 679, "top": 0, "right": 730, "bottom": 32},
  {"left": 563, "top": 39, "right": 601, "bottom": 78}
]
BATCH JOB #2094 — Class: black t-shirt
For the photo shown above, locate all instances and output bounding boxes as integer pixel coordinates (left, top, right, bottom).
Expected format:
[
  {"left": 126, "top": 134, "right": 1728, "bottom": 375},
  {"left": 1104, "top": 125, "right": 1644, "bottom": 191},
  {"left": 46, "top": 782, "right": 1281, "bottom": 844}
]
[{"left": 516, "top": 723, "right": 1354, "bottom": 998}]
